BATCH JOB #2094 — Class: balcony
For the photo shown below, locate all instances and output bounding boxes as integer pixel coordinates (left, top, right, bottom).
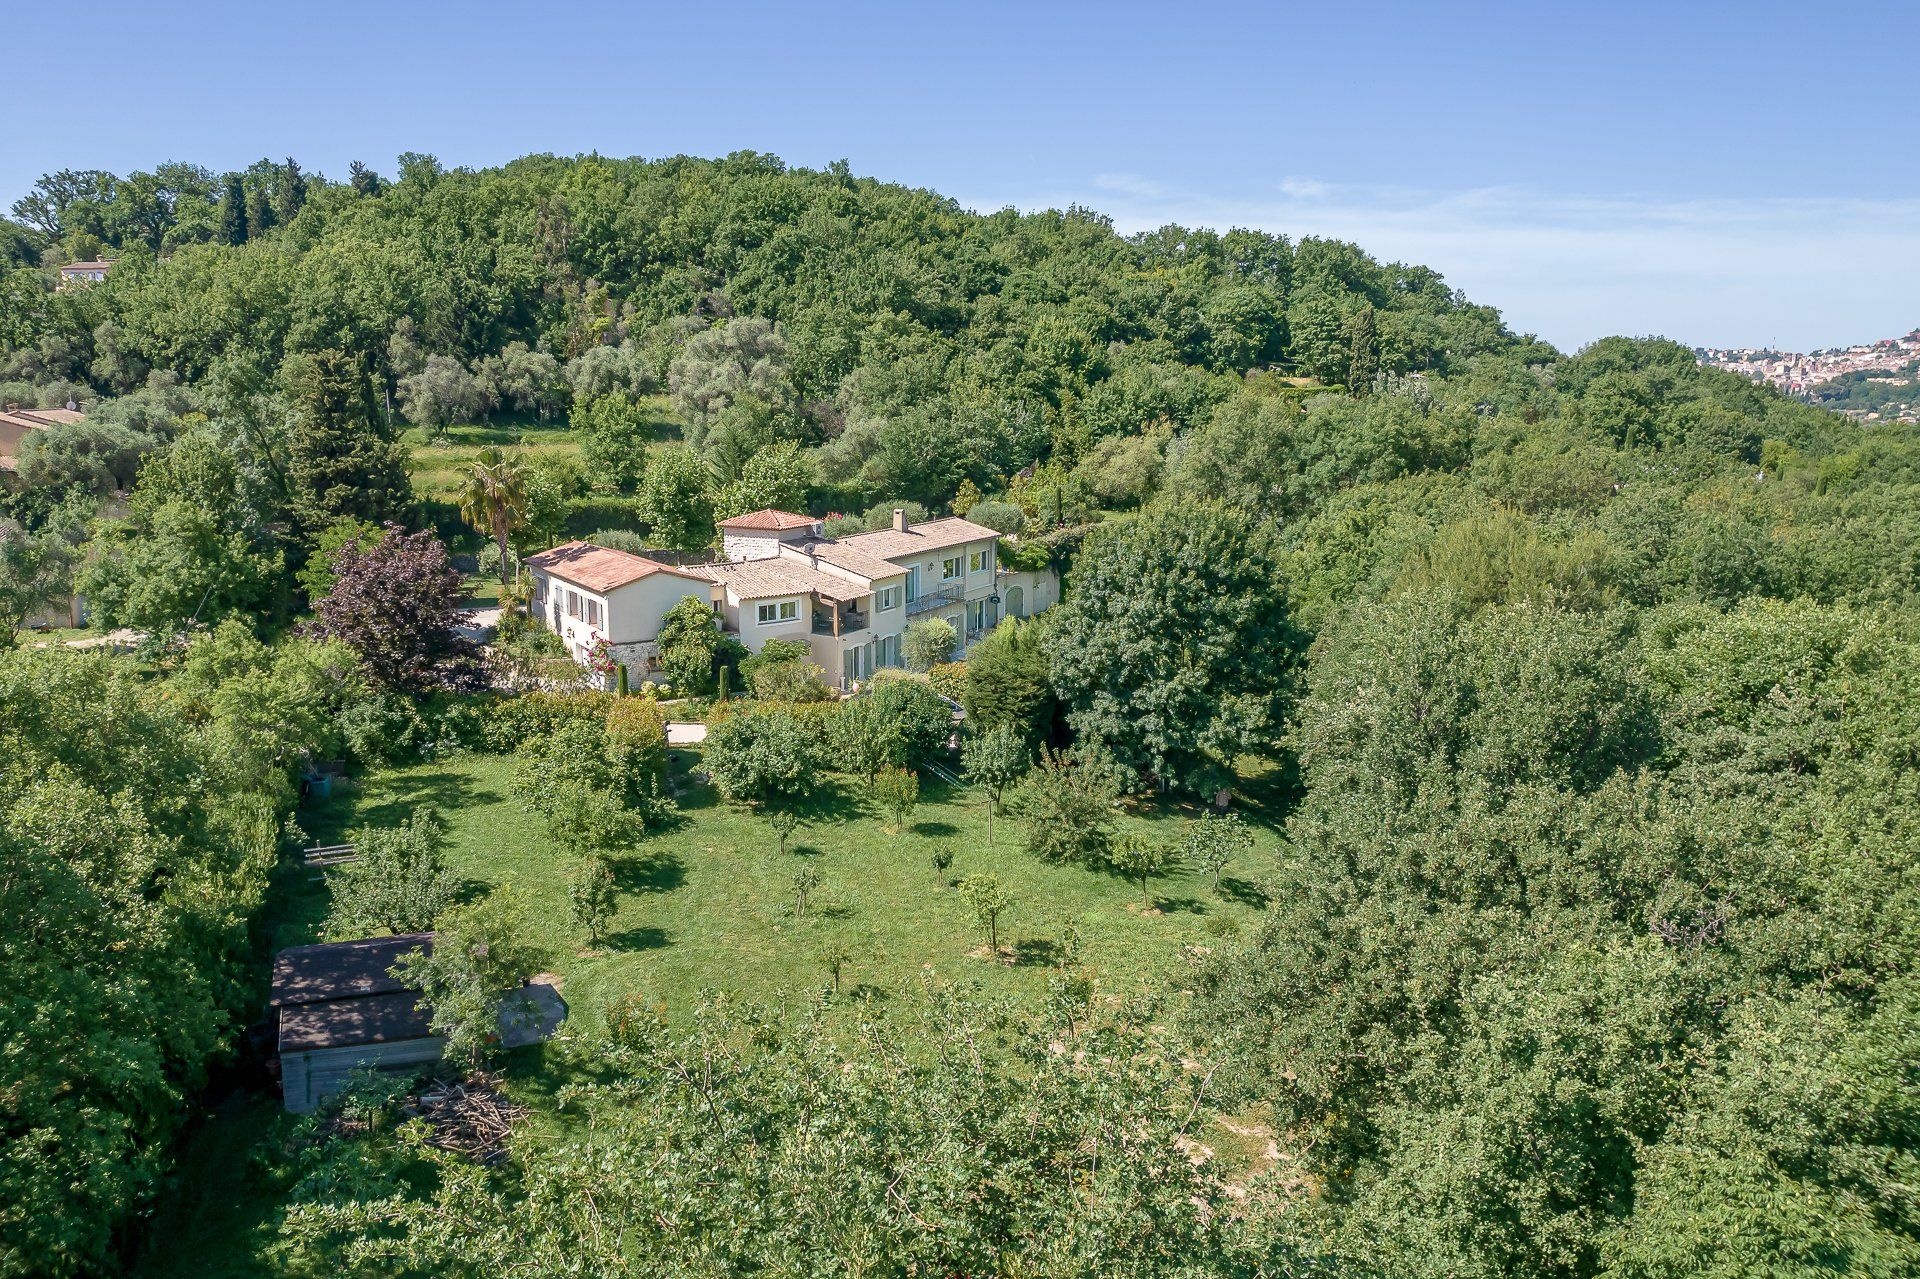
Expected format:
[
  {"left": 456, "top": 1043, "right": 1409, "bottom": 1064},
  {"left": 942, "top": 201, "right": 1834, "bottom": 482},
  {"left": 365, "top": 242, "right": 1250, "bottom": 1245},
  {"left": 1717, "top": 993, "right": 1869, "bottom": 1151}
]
[
  {"left": 813, "top": 607, "right": 870, "bottom": 637},
  {"left": 905, "top": 584, "right": 963, "bottom": 617}
]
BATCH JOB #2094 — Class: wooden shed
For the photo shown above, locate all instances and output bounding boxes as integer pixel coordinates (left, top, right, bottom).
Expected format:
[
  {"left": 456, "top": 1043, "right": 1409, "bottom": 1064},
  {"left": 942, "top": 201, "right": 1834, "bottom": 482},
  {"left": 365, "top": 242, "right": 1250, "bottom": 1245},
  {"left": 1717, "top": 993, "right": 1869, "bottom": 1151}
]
[{"left": 271, "top": 933, "right": 443, "bottom": 1113}]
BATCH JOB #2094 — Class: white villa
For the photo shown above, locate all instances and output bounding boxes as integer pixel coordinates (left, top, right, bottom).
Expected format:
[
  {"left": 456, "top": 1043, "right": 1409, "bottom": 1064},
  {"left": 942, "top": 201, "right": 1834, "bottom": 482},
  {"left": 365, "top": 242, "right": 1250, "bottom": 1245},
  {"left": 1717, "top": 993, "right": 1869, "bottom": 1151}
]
[{"left": 524, "top": 507, "right": 1057, "bottom": 690}]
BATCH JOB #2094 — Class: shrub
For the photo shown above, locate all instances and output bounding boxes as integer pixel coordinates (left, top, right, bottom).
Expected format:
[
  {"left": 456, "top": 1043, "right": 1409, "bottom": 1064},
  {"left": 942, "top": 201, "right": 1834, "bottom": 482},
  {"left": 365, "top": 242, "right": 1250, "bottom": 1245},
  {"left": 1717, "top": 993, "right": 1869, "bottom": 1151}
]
[
  {"left": 584, "top": 527, "right": 651, "bottom": 555},
  {"left": 927, "top": 661, "right": 967, "bottom": 703},
  {"left": 481, "top": 690, "right": 616, "bottom": 752},
  {"left": 704, "top": 709, "right": 821, "bottom": 806},
  {"left": 870, "top": 766, "right": 919, "bottom": 833},
  {"left": 833, "top": 677, "right": 951, "bottom": 776},
  {"left": 903, "top": 617, "right": 957, "bottom": 672},
  {"left": 337, "top": 688, "right": 437, "bottom": 764},
  {"left": 966, "top": 500, "right": 1026, "bottom": 535},
  {"left": 1015, "top": 748, "right": 1120, "bottom": 866},
  {"left": 326, "top": 808, "right": 457, "bottom": 935}
]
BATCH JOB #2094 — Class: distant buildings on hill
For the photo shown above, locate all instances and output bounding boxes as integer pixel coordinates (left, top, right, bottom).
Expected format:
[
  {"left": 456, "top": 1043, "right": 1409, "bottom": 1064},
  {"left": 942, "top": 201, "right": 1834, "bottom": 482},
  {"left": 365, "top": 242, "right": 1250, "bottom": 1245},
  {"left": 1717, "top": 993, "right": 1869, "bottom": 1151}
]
[{"left": 1698, "top": 329, "right": 1920, "bottom": 423}]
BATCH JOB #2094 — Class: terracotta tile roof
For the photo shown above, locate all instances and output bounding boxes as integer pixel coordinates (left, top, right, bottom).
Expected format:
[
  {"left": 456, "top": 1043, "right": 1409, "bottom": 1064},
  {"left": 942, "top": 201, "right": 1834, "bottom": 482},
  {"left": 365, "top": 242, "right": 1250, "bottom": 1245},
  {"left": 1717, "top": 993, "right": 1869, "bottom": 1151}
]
[
  {"left": 526, "top": 540, "right": 708, "bottom": 593},
  {"left": 688, "top": 557, "right": 870, "bottom": 603},
  {"left": 834, "top": 516, "right": 1002, "bottom": 562},
  {"left": 717, "top": 508, "right": 817, "bottom": 531},
  {"left": 799, "top": 539, "right": 905, "bottom": 582}
]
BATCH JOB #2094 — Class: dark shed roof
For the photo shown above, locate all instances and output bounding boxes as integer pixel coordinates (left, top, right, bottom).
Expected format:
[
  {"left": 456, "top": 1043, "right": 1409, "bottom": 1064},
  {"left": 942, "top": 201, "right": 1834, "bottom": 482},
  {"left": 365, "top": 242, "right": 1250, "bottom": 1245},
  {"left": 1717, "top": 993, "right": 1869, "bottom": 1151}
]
[
  {"left": 271, "top": 933, "right": 434, "bottom": 1008},
  {"left": 278, "top": 990, "right": 437, "bottom": 1052}
]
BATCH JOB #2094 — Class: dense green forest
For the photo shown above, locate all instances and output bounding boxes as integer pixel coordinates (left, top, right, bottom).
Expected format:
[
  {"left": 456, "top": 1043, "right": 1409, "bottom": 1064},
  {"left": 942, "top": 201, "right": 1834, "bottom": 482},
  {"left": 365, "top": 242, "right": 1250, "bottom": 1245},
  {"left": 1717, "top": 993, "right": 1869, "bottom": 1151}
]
[{"left": 3, "top": 153, "right": 1918, "bottom": 1277}]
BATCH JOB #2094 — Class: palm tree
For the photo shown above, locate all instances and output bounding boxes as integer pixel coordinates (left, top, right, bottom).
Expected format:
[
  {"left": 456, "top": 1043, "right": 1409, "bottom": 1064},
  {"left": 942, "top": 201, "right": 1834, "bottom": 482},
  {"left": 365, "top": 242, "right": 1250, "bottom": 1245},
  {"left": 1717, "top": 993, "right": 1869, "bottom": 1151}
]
[{"left": 455, "top": 446, "right": 529, "bottom": 585}]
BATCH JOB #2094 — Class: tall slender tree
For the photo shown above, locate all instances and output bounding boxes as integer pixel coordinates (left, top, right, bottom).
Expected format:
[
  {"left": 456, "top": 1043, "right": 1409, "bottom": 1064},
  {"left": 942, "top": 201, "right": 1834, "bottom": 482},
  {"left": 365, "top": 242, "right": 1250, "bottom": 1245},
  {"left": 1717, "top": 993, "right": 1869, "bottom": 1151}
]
[
  {"left": 274, "top": 157, "right": 307, "bottom": 226},
  {"left": 284, "top": 348, "right": 412, "bottom": 539},
  {"left": 216, "top": 174, "right": 246, "bottom": 245}
]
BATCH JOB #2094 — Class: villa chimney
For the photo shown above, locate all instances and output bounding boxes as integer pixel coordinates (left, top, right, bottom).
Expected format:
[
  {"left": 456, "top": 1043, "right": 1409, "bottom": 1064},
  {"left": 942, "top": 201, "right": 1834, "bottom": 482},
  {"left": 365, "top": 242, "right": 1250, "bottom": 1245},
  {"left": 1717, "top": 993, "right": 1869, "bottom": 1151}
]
[{"left": 891, "top": 507, "right": 908, "bottom": 532}]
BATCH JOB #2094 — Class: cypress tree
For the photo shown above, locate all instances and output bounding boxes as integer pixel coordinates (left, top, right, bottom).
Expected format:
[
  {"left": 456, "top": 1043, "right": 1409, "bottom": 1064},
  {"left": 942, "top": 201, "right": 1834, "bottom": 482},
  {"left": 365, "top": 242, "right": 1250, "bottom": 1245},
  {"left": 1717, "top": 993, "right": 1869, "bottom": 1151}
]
[
  {"left": 1346, "top": 303, "right": 1379, "bottom": 394},
  {"left": 217, "top": 174, "right": 247, "bottom": 245},
  {"left": 285, "top": 348, "right": 413, "bottom": 538},
  {"left": 244, "top": 182, "right": 275, "bottom": 239},
  {"left": 274, "top": 157, "right": 307, "bottom": 226}
]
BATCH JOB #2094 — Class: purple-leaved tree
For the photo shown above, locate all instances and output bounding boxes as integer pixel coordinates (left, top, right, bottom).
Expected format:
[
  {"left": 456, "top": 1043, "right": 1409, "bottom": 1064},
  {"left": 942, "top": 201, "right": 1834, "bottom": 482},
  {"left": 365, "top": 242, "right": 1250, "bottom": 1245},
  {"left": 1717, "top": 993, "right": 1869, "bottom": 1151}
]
[{"left": 309, "top": 524, "right": 485, "bottom": 691}]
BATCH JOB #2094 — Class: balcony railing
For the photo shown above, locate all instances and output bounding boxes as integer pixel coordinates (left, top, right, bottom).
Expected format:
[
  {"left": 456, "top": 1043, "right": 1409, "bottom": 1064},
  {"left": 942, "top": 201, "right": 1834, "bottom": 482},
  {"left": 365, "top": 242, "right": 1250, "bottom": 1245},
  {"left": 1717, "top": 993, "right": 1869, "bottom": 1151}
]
[{"left": 905, "top": 584, "right": 963, "bottom": 616}]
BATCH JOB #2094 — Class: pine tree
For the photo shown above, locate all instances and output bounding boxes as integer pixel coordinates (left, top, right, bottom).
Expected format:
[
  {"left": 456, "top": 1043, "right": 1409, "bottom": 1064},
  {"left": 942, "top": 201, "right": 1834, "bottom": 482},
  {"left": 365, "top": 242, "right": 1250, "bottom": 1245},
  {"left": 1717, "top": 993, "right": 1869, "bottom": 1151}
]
[
  {"left": 285, "top": 348, "right": 412, "bottom": 537},
  {"left": 274, "top": 157, "right": 307, "bottom": 226},
  {"left": 348, "top": 160, "right": 383, "bottom": 196},
  {"left": 217, "top": 174, "right": 247, "bottom": 245},
  {"left": 244, "top": 182, "right": 274, "bottom": 239}
]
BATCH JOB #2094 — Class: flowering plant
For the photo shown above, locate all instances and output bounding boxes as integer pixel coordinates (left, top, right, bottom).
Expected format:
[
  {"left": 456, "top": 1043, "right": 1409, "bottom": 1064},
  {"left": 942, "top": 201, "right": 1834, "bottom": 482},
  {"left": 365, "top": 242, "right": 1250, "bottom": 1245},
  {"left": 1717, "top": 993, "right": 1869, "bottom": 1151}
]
[{"left": 585, "top": 634, "right": 620, "bottom": 676}]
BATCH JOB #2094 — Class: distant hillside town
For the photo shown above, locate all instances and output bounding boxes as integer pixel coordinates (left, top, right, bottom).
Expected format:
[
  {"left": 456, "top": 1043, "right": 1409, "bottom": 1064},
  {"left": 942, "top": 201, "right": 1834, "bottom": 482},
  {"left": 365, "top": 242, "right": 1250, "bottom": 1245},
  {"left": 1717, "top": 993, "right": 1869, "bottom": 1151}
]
[{"left": 1698, "top": 328, "right": 1920, "bottom": 423}]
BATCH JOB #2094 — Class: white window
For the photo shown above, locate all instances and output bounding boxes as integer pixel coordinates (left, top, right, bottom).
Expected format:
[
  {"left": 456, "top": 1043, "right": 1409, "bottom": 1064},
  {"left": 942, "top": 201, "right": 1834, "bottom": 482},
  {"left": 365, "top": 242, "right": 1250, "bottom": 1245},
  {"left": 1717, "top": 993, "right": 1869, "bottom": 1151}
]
[
  {"left": 969, "top": 548, "right": 988, "bottom": 573},
  {"left": 566, "top": 589, "right": 582, "bottom": 621},
  {"left": 587, "top": 598, "right": 602, "bottom": 628},
  {"left": 905, "top": 568, "right": 919, "bottom": 602},
  {"left": 941, "top": 556, "right": 962, "bottom": 581},
  {"left": 757, "top": 599, "right": 798, "bottom": 624},
  {"left": 877, "top": 585, "right": 899, "bottom": 611}
]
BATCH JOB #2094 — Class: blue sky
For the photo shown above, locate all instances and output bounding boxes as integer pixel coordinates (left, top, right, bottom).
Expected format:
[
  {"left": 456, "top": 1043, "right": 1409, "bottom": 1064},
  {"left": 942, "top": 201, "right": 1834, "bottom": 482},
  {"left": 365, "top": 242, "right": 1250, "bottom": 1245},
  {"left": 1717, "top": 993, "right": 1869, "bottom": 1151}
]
[{"left": 11, "top": 0, "right": 1915, "bottom": 351}]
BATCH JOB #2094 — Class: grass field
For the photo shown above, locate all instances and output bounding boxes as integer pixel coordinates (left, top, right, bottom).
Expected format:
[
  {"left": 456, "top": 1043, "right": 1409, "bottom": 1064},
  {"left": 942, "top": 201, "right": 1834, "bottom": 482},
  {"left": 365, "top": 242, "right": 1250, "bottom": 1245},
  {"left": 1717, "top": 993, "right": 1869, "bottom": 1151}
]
[
  {"left": 402, "top": 396, "right": 680, "bottom": 501},
  {"left": 294, "top": 750, "right": 1281, "bottom": 1023},
  {"left": 133, "top": 746, "right": 1287, "bottom": 1276}
]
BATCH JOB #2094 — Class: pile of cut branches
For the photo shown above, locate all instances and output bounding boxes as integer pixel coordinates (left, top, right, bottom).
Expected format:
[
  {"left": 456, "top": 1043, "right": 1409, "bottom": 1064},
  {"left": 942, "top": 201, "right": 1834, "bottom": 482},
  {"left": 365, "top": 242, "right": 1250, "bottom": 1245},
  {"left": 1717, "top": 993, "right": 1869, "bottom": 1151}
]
[{"left": 405, "top": 1072, "right": 526, "bottom": 1163}]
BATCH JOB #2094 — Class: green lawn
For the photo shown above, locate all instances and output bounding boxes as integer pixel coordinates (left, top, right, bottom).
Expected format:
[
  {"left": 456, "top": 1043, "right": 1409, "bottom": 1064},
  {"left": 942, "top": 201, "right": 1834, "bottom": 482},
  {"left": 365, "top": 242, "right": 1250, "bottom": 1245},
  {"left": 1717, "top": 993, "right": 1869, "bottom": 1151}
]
[
  {"left": 403, "top": 395, "right": 681, "bottom": 501},
  {"left": 403, "top": 420, "right": 583, "bottom": 501},
  {"left": 295, "top": 751, "right": 1280, "bottom": 1025},
  {"left": 133, "top": 747, "right": 1285, "bottom": 1275}
]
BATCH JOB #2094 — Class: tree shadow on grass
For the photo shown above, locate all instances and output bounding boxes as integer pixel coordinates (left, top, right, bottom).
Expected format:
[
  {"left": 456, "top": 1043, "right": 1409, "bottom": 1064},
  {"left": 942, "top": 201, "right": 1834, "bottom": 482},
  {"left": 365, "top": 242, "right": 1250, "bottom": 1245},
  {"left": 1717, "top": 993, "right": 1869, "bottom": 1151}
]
[
  {"left": 303, "top": 767, "right": 493, "bottom": 844},
  {"left": 787, "top": 843, "right": 828, "bottom": 859},
  {"left": 846, "top": 983, "right": 892, "bottom": 1003},
  {"left": 605, "top": 925, "right": 671, "bottom": 952},
  {"left": 1154, "top": 895, "right": 1208, "bottom": 915},
  {"left": 451, "top": 875, "right": 495, "bottom": 906},
  {"left": 1011, "top": 937, "right": 1063, "bottom": 967},
  {"left": 673, "top": 778, "right": 720, "bottom": 812},
  {"left": 613, "top": 853, "right": 685, "bottom": 896},
  {"left": 1228, "top": 756, "right": 1301, "bottom": 832},
  {"left": 911, "top": 820, "right": 960, "bottom": 838},
  {"left": 784, "top": 778, "right": 865, "bottom": 825},
  {"left": 1218, "top": 876, "right": 1272, "bottom": 910}
]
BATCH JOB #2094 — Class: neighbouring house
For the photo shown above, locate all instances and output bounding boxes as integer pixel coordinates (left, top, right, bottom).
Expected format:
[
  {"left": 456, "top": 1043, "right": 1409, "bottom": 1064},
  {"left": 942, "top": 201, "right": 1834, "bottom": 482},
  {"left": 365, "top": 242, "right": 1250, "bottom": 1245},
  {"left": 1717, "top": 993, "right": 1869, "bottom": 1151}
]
[
  {"left": 0, "top": 403, "right": 83, "bottom": 473},
  {"left": 528, "top": 507, "right": 1058, "bottom": 691},
  {"left": 272, "top": 934, "right": 444, "bottom": 1113},
  {"left": 57, "top": 259, "right": 112, "bottom": 286},
  {"left": 524, "top": 540, "right": 714, "bottom": 685},
  {"left": 271, "top": 933, "right": 568, "bottom": 1113}
]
